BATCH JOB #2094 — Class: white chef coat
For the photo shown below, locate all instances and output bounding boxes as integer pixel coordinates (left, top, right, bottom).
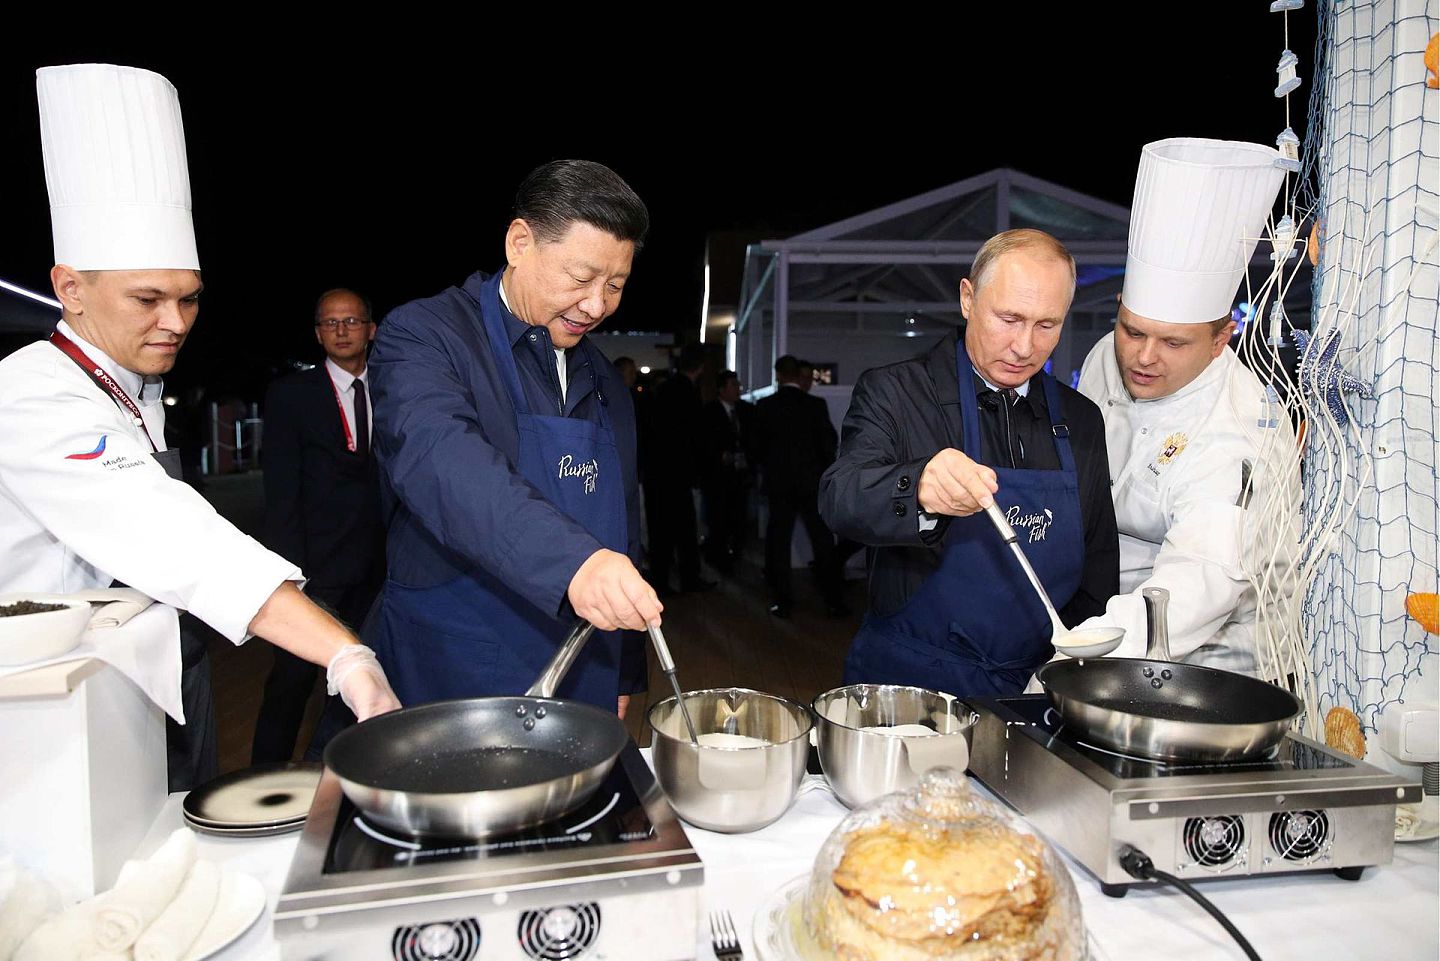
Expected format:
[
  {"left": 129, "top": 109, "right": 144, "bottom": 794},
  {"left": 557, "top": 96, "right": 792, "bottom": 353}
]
[
  {"left": 0, "top": 321, "right": 300, "bottom": 642},
  {"left": 1072, "top": 332, "right": 1297, "bottom": 673}
]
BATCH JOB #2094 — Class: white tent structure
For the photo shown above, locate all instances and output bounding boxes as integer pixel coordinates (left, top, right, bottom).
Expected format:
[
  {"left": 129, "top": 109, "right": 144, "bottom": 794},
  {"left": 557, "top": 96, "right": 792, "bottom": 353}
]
[{"left": 731, "top": 168, "right": 1134, "bottom": 404}]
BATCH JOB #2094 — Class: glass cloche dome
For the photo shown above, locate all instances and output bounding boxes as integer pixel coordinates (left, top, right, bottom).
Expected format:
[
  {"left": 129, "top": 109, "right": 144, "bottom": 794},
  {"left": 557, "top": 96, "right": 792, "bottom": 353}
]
[{"left": 801, "top": 767, "right": 1086, "bottom": 960}]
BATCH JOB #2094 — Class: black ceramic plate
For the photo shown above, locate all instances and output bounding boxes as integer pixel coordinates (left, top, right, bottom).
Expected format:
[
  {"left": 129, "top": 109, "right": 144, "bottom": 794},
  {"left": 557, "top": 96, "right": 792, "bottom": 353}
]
[{"left": 182, "top": 762, "right": 321, "bottom": 828}]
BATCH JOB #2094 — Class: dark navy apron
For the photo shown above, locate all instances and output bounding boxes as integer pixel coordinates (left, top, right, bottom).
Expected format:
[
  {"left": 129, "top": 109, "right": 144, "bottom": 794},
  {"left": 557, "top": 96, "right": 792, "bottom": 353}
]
[
  {"left": 370, "top": 272, "right": 628, "bottom": 710},
  {"left": 842, "top": 338, "right": 1086, "bottom": 696}
]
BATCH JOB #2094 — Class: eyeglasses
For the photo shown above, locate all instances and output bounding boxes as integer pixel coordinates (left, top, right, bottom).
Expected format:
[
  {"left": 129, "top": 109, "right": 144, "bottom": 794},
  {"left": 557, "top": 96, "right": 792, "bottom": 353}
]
[{"left": 316, "top": 317, "right": 371, "bottom": 330}]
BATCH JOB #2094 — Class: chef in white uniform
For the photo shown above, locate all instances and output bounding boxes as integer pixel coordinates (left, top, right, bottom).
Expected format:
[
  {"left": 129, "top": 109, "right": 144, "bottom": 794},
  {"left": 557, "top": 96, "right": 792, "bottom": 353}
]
[
  {"left": 0, "top": 64, "right": 399, "bottom": 785},
  {"left": 1071, "top": 138, "right": 1296, "bottom": 673}
]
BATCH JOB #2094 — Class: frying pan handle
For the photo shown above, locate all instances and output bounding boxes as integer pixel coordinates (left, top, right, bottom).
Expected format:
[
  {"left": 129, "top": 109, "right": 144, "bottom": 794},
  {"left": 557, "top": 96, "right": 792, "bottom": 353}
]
[
  {"left": 525, "top": 619, "right": 597, "bottom": 698},
  {"left": 1143, "top": 588, "right": 1173, "bottom": 663}
]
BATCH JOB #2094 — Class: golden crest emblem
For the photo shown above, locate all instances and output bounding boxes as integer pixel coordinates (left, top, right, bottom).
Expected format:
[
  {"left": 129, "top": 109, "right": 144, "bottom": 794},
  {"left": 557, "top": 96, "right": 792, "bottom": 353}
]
[{"left": 1156, "top": 432, "right": 1188, "bottom": 466}]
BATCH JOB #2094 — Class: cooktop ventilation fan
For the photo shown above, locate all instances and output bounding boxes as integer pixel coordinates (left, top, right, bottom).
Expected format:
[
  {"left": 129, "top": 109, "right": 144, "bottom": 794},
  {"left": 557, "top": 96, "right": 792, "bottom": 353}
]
[
  {"left": 1270, "top": 809, "right": 1331, "bottom": 861},
  {"left": 518, "top": 903, "right": 602, "bottom": 959},
  {"left": 1183, "top": 814, "right": 1247, "bottom": 869}
]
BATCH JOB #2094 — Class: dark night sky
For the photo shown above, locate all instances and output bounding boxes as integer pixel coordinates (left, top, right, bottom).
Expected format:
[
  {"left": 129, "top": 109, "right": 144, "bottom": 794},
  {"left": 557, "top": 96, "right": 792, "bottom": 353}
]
[{"left": 0, "top": 13, "right": 1316, "bottom": 398}]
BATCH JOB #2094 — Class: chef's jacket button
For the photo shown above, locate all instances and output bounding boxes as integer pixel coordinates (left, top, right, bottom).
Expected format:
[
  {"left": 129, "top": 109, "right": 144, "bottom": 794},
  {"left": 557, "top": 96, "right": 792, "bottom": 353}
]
[
  {"left": 897, "top": 475, "right": 911, "bottom": 491},
  {"left": 528, "top": 332, "right": 538, "bottom": 341},
  {"left": 1107, "top": 400, "right": 1114, "bottom": 407},
  {"left": 893, "top": 501, "right": 906, "bottom": 517}
]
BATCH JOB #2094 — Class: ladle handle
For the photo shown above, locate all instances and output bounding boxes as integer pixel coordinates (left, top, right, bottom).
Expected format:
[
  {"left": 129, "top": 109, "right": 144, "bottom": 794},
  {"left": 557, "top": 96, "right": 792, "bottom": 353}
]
[
  {"left": 526, "top": 620, "right": 596, "bottom": 698},
  {"left": 1143, "top": 587, "right": 1173, "bottom": 663},
  {"left": 984, "top": 503, "right": 1067, "bottom": 634}
]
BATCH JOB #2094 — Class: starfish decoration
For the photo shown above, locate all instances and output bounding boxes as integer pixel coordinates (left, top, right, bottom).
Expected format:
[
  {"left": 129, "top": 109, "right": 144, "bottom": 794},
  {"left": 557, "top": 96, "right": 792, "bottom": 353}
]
[{"left": 1293, "top": 330, "right": 1373, "bottom": 427}]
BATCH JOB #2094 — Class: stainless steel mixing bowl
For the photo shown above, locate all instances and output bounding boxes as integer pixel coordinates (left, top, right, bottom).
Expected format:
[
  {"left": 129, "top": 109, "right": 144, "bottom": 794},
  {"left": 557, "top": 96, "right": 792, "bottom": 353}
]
[
  {"left": 648, "top": 687, "right": 812, "bottom": 833},
  {"left": 812, "top": 684, "right": 977, "bottom": 808}
]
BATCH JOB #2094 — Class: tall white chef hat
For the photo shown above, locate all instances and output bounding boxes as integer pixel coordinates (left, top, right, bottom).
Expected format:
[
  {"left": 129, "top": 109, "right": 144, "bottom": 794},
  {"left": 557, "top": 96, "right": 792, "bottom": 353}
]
[
  {"left": 37, "top": 63, "right": 199, "bottom": 271},
  {"left": 1121, "top": 138, "right": 1284, "bottom": 324}
]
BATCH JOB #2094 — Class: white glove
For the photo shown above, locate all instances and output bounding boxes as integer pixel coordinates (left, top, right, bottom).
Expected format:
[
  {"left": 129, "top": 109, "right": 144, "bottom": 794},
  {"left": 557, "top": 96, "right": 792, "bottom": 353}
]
[{"left": 326, "top": 645, "right": 401, "bottom": 720}]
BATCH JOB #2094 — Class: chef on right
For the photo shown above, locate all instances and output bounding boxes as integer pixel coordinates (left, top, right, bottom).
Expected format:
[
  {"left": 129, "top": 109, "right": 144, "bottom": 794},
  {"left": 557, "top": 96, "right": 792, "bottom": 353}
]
[{"left": 1070, "top": 138, "right": 1296, "bottom": 673}]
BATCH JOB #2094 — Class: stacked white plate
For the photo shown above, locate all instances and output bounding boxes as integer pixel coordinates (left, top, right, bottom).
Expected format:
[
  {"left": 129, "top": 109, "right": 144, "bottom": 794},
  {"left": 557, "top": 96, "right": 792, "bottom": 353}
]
[{"left": 182, "top": 763, "right": 321, "bottom": 838}]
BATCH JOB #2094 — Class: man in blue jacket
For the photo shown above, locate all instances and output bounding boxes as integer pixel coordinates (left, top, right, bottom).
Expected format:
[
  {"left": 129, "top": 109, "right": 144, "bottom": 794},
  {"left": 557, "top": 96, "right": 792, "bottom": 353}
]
[{"left": 363, "top": 160, "right": 659, "bottom": 718}]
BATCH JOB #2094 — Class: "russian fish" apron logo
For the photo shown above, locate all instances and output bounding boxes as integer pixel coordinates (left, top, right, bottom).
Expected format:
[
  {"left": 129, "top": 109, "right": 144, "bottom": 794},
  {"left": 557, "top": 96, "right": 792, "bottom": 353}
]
[
  {"left": 557, "top": 454, "right": 599, "bottom": 494},
  {"left": 1005, "top": 506, "right": 1055, "bottom": 543}
]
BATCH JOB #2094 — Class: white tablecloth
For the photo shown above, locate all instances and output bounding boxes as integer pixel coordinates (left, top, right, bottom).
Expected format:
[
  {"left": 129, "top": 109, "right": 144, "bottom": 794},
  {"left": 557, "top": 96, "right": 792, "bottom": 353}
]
[{"left": 138, "top": 756, "right": 1439, "bottom": 961}]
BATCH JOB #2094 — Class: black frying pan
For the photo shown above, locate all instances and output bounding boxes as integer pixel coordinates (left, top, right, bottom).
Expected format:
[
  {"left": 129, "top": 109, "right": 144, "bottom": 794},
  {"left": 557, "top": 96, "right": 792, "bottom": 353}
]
[
  {"left": 1036, "top": 588, "right": 1301, "bottom": 762},
  {"left": 324, "top": 621, "right": 629, "bottom": 837}
]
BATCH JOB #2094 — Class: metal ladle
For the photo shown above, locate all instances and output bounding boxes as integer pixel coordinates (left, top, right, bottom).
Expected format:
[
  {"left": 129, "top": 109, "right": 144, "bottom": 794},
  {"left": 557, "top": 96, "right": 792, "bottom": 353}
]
[
  {"left": 983, "top": 502, "right": 1124, "bottom": 656},
  {"left": 647, "top": 624, "right": 700, "bottom": 745}
]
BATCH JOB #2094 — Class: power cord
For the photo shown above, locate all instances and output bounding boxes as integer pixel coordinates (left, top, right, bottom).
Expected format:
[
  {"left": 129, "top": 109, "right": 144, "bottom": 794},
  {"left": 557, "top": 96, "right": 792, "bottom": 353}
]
[{"left": 1119, "top": 845, "right": 1263, "bottom": 961}]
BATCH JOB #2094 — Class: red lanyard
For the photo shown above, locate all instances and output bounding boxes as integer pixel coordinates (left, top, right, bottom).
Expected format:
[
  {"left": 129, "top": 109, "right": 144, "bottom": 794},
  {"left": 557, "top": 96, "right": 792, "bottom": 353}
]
[
  {"left": 50, "top": 329, "right": 162, "bottom": 452},
  {"left": 326, "top": 369, "right": 356, "bottom": 452}
]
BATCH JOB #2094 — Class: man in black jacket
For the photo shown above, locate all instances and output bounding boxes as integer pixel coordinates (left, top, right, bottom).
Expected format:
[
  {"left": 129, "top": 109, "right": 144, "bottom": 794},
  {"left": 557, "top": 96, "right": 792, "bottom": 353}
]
[
  {"left": 251, "top": 288, "right": 386, "bottom": 763},
  {"left": 819, "top": 229, "right": 1118, "bottom": 696},
  {"left": 756, "top": 355, "right": 845, "bottom": 617}
]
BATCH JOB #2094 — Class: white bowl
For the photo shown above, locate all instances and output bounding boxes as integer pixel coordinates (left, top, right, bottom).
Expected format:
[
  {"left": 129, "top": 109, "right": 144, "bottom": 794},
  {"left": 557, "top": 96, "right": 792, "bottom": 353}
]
[
  {"left": 1052, "top": 627, "right": 1125, "bottom": 659},
  {"left": 0, "top": 593, "right": 92, "bottom": 666}
]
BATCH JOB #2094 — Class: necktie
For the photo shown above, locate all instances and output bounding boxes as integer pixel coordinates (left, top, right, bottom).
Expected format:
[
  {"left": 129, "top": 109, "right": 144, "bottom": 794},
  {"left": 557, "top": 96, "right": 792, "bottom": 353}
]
[
  {"left": 998, "top": 388, "right": 1020, "bottom": 468},
  {"left": 353, "top": 378, "right": 369, "bottom": 458}
]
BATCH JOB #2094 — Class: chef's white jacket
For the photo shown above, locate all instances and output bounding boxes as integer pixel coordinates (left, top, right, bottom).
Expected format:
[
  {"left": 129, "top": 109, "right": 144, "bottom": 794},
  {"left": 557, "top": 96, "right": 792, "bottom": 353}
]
[
  {"left": 1073, "top": 332, "right": 1297, "bottom": 673},
  {"left": 0, "top": 321, "right": 299, "bottom": 642}
]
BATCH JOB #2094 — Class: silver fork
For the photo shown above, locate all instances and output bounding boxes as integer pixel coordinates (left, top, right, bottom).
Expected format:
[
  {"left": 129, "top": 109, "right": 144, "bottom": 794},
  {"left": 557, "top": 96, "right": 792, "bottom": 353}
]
[{"left": 709, "top": 910, "right": 743, "bottom": 960}]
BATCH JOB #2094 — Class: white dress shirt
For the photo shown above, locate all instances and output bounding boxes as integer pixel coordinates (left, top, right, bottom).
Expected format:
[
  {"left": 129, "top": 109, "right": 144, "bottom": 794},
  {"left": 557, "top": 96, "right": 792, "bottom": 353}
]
[
  {"left": 0, "top": 321, "right": 300, "bottom": 641},
  {"left": 324, "top": 357, "right": 371, "bottom": 450}
]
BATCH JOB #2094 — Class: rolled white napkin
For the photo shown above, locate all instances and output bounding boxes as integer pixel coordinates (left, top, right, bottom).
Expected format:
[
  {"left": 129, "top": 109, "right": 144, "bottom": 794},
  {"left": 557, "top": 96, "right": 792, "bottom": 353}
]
[
  {"left": 0, "top": 860, "right": 61, "bottom": 961},
  {"left": 72, "top": 589, "right": 155, "bottom": 630},
  {"left": 90, "top": 829, "right": 195, "bottom": 951},
  {"left": 133, "top": 861, "right": 218, "bottom": 961}
]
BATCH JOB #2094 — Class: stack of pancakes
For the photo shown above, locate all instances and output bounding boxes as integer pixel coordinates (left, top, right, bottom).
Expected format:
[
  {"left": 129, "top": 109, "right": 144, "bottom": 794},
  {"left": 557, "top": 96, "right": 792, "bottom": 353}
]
[{"left": 812, "top": 817, "right": 1059, "bottom": 960}]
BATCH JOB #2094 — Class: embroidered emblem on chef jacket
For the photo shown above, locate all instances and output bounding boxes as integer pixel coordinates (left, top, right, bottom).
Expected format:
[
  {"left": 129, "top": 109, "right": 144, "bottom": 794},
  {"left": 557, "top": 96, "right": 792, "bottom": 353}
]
[
  {"left": 1156, "top": 432, "right": 1188, "bottom": 466},
  {"left": 65, "top": 435, "right": 108, "bottom": 460},
  {"left": 557, "top": 454, "right": 600, "bottom": 494},
  {"left": 1006, "top": 505, "right": 1055, "bottom": 543}
]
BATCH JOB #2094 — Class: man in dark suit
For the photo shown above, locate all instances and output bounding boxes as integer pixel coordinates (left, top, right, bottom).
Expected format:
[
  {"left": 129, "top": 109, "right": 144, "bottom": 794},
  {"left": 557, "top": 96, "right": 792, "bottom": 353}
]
[
  {"left": 701, "top": 369, "right": 754, "bottom": 574},
  {"left": 647, "top": 344, "right": 715, "bottom": 594},
  {"left": 756, "top": 355, "right": 845, "bottom": 617},
  {"left": 251, "top": 288, "right": 386, "bottom": 763}
]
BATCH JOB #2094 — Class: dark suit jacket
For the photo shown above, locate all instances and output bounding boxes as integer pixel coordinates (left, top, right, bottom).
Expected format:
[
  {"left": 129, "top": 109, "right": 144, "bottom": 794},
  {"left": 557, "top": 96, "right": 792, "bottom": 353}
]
[
  {"left": 702, "top": 398, "right": 755, "bottom": 476},
  {"left": 648, "top": 372, "right": 706, "bottom": 487},
  {"left": 261, "top": 365, "right": 384, "bottom": 590},
  {"left": 755, "top": 385, "right": 838, "bottom": 495},
  {"left": 818, "top": 331, "right": 1118, "bottom": 624}
]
